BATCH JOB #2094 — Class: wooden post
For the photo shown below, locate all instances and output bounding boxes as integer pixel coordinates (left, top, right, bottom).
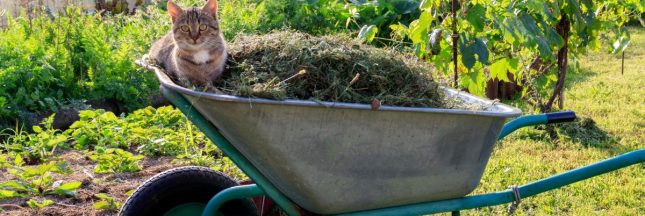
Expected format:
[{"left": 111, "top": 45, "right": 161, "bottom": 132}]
[{"left": 621, "top": 51, "right": 625, "bottom": 75}]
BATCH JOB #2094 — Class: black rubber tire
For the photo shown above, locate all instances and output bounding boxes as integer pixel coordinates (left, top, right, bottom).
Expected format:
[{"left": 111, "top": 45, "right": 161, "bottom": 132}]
[{"left": 119, "top": 166, "right": 258, "bottom": 216}]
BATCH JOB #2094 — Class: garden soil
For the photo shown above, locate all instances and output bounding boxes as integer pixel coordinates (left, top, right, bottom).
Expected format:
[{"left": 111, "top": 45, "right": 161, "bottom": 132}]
[{"left": 0, "top": 150, "right": 176, "bottom": 216}]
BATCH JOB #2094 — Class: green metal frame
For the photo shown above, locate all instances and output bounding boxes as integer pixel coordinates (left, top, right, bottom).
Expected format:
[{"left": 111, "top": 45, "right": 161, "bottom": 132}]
[
  {"left": 202, "top": 185, "right": 265, "bottom": 216},
  {"left": 497, "top": 114, "right": 547, "bottom": 139},
  {"left": 161, "top": 87, "right": 302, "bottom": 216},
  {"left": 338, "top": 149, "right": 644, "bottom": 216},
  {"left": 162, "top": 87, "right": 644, "bottom": 216}
]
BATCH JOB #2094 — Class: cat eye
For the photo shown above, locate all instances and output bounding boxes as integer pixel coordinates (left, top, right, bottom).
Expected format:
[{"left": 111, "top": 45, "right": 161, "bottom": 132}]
[
  {"left": 199, "top": 24, "right": 207, "bottom": 31},
  {"left": 180, "top": 25, "right": 190, "bottom": 32}
]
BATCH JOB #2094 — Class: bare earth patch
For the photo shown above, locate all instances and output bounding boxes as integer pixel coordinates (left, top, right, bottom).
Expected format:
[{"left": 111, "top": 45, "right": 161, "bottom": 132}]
[{"left": 0, "top": 150, "right": 178, "bottom": 216}]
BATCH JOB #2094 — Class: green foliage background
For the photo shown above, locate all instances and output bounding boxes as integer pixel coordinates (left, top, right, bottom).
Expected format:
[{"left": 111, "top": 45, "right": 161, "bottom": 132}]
[{"left": 0, "top": 0, "right": 349, "bottom": 123}]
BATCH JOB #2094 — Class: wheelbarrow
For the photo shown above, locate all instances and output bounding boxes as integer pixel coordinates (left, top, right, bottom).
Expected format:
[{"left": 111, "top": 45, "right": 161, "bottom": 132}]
[{"left": 121, "top": 61, "right": 644, "bottom": 216}]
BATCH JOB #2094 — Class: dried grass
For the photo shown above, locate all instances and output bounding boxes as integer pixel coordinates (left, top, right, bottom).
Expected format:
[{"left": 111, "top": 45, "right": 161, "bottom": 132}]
[{"left": 214, "top": 31, "right": 454, "bottom": 108}]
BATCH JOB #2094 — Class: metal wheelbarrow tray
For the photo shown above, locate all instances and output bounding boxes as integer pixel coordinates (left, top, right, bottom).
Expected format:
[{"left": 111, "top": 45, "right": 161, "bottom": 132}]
[{"left": 147, "top": 62, "right": 521, "bottom": 214}]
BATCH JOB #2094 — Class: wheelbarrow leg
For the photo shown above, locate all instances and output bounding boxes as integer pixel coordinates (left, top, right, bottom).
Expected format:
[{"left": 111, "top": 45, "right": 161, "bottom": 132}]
[{"left": 202, "top": 184, "right": 265, "bottom": 216}]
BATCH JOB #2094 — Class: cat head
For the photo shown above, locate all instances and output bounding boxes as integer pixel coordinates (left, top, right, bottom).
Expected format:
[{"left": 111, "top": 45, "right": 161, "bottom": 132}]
[{"left": 167, "top": 0, "right": 222, "bottom": 51}]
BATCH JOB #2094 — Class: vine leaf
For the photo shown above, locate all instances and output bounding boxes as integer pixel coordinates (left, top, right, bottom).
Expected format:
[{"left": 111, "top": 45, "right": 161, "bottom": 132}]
[
  {"left": 389, "top": 24, "right": 408, "bottom": 38},
  {"left": 518, "top": 13, "right": 553, "bottom": 59},
  {"left": 521, "top": 0, "right": 547, "bottom": 18},
  {"left": 466, "top": 4, "right": 486, "bottom": 31},
  {"left": 460, "top": 36, "right": 489, "bottom": 69},
  {"left": 490, "top": 59, "right": 510, "bottom": 82},
  {"left": 465, "top": 70, "right": 486, "bottom": 95},
  {"left": 472, "top": 39, "right": 489, "bottom": 64},
  {"left": 611, "top": 28, "right": 631, "bottom": 54},
  {"left": 490, "top": 58, "right": 518, "bottom": 82},
  {"left": 461, "top": 49, "right": 476, "bottom": 69},
  {"left": 358, "top": 25, "right": 378, "bottom": 43},
  {"left": 409, "top": 11, "right": 433, "bottom": 43},
  {"left": 545, "top": 28, "right": 564, "bottom": 48},
  {"left": 384, "top": 0, "right": 419, "bottom": 14},
  {"left": 419, "top": 0, "right": 433, "bottom": 11}
]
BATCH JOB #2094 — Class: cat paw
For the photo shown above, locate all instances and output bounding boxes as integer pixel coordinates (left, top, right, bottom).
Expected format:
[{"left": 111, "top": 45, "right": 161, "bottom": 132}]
[{"left": 142, "top": 54, "right": 159, "bottom": 66}]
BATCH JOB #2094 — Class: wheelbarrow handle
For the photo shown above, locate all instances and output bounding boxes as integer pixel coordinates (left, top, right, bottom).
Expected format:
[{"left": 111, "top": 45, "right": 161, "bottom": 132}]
[
  {"left": 498, "top": 111, "right": 577, "bottom": 140},
  {"left": 545, "top": 111, "right": 577, "bottom": 124}
]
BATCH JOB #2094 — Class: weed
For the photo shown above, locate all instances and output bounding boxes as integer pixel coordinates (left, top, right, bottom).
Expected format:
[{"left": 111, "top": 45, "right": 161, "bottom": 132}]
[
  {"left": 68, "top": 110, "right": 132, "bottom": 149},
  {"left": 88, "top": 148, "right": 144, "bottom": 173},
  {"left": 0, "top": 161, "right": 81, "bottom": 198},
  {"left": 92, "top": 193, "right": 122, "bottom": 211},
  {"left": 1, "top": 115, "right": 69, "bottom": 163},
  {"left": 0, "top": 154, "right": 11, "bottom": 170},
  {"left": 26, "top": 198, "right": 54, "bottom": 209}
]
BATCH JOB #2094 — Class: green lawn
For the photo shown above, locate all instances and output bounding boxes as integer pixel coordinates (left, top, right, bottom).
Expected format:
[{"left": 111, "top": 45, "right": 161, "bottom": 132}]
[{"left": 469, "top": 27, "right": 645, "bottom": 215}]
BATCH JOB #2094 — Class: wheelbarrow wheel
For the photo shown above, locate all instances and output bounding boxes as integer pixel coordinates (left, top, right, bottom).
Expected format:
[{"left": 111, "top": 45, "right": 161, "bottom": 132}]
[{"left": 120, "top": 166, "right": 258, "bottom": 216}]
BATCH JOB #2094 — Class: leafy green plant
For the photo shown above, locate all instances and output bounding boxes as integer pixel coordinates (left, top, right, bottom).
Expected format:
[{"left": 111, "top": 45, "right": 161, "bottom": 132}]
[
  {"left": 348, "top": 0, "right": 422, "bottom": 43},
  {"left": 257, "top": 0, "right": 348, "bottom": 35},
  {"left": 67, "top": 107, "right": 191, "bottom": 156},
  {"left": 26, "top": 199, "right": 54, "bottom": 209},
  {"left": 0, "top": 161, "right": 82, "bottom": 198},
  {"left": 1, "top": 115, "right": 69, "bottom": 163},
  {"left": 0, "top": 154, "right": 11, "bottom": 170},
  {"left": 93, "top": 193, "right": 122, "bottom": 211},
  {"left": 387, "top": 0, "right": 644, "bottom": 113},
  {"left": 0, "top": 189, "right": 21, "bottom": 199},
  {"left": 64, "top": 107, "right": 220, "bottom": 161},
  {"left": 68, "top": 110, "right": 132, "bottom": 149},
  {"left": 0, "top": 7, "right": 161, "bottom": 121},
  {"left": 88, "top": 148, "right": 144, "bottom": 173}
]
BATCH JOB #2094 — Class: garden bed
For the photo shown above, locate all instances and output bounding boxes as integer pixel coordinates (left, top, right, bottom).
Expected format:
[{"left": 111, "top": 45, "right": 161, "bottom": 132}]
[{"left": 0, "top": 150, "right": 176, "bottom": 216}]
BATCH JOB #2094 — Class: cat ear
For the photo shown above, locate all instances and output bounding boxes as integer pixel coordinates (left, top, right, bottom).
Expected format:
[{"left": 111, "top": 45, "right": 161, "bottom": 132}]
[
  {"left": 167, "top": 0, "right": 183, "bottom": 22},
  {"left": 202, "top": 0, "right": 218, "bottom": 16}
]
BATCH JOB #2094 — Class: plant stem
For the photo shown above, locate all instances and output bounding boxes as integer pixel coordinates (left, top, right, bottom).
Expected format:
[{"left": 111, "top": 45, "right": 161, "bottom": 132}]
[{"left": 544, "top": 14, "right": 570, "bottom": 113}]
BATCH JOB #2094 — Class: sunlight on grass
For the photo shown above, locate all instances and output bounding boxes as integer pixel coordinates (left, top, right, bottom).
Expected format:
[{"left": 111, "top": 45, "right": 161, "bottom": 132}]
[{"left": 468, "top": 27, "right": 645, "bottom": 215}]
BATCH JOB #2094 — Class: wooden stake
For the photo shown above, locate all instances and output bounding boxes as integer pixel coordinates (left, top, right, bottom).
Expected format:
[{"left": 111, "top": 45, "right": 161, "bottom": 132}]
[{"left": 621, "top": 51, "right": 625, "bottom": 75}]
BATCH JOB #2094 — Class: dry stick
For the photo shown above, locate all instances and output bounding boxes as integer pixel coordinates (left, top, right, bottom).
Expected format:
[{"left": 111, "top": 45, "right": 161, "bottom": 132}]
[
  {"left": 278, "top": 69, "right": 307, "bottom": 85},
  {"left": 349, "top": 73, "right": 361, "bottom": 86},
  {"left": 342, "top": 73, "right": 361, "bottom": 96}
]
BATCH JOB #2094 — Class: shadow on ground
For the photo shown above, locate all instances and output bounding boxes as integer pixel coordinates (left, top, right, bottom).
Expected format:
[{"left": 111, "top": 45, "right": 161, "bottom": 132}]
[
  {"left": 514, "top": 115, "right": 620, "bottom": 150},
  {"left": 552, "top": 115, "right": 617, "bottom": 148}
]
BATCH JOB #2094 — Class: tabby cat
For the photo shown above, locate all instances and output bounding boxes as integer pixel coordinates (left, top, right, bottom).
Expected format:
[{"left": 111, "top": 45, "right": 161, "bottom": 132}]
[{"left": 148, "top": 0, "right": 227, "bottom": 89}]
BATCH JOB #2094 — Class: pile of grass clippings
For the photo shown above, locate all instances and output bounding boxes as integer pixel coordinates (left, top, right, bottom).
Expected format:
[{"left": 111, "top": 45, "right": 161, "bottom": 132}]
[{"left": 210, "top": 31, "right": 481, "bottom": 110}]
